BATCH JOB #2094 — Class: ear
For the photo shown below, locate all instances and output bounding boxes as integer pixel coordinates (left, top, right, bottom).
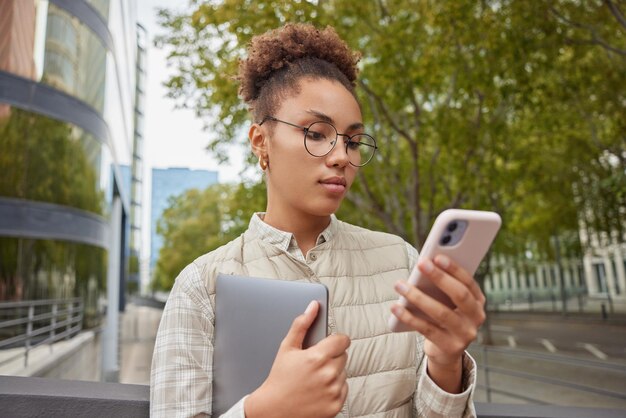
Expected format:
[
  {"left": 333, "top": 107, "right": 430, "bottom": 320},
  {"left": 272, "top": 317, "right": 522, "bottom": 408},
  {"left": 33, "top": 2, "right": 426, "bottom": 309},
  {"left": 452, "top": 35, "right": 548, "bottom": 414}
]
[{"left": 249, "top": 123, "right": 268, "bottom": 159}]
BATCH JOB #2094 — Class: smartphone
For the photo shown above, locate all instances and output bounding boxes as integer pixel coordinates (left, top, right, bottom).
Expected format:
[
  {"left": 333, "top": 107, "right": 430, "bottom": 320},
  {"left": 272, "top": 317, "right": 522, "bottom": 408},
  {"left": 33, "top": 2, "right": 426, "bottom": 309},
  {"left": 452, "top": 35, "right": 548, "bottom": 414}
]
[{"left": 388, "top": 209, "right": 502, "bottom": 332}]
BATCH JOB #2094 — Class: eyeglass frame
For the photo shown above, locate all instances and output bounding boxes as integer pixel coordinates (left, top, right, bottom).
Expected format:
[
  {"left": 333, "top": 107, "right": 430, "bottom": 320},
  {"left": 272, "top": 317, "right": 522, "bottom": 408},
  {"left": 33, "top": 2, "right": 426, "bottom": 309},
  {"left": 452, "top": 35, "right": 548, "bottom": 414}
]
[{"left": 259, "top": 116, "right": 378, "bottom": 167}]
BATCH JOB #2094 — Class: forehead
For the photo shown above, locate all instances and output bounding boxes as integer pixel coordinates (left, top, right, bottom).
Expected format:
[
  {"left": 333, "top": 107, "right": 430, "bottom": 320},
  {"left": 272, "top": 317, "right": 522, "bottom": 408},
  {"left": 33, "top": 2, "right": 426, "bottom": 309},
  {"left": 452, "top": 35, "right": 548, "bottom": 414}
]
[{"left": 275, "top": 78, "right": 362, "bottom": 125}]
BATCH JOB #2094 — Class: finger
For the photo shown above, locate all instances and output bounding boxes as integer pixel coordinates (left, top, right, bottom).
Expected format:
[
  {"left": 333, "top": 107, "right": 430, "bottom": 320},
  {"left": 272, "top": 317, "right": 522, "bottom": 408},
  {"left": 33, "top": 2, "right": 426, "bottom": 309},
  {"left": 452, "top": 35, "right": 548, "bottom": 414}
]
[
  {"left": 392, "top": 303, "right": 473, "bottom": 356},
  {"left": 417, "top": 260, "right": 484, "bottom": 324},
  {"left": 390, "top": 303, "right": 456, "bottom": 349},
  {"left": 329, "top": 352, "right": 348, "bottom": 372},
  {"left": 330, "top": 370, "right": 348, "bottom": 400},
  {"left": 338, "top": 368, "right": 347, "bottom": 384},
  {"left": 338, "top": 381, "right": 349, "bottom": 405},
  {"left": 281, "top": 300, "right": 319, "bottom": 349},
  {"left": 394, "top": 277, "right": 482, "bottom": 345},
  {"left": 394, "top": 279, "right": 465, "bottom": 333},
  {"left": 314, "top": 333, "right": 351, "bottom": 358},
  {"left": 433, "top": 254, "right": 486, "bottom": 305}
]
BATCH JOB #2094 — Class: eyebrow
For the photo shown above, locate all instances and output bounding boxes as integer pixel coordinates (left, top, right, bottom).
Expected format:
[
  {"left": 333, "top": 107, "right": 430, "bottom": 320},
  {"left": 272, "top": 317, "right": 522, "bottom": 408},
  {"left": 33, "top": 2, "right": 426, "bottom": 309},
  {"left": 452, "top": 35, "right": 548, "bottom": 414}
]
[{"left": 305, "top": 109, "right": 364, "bottom": 132}]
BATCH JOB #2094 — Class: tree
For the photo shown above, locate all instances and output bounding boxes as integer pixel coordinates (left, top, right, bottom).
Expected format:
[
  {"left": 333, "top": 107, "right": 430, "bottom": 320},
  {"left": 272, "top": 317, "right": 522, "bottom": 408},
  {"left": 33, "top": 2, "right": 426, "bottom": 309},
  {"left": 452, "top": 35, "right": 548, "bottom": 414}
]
[
  {"left": 156, "top": 0, "right": 625, "bottom": 280},
  {"left": 152, "top": 181, "right": 266, "bottom": 290}
]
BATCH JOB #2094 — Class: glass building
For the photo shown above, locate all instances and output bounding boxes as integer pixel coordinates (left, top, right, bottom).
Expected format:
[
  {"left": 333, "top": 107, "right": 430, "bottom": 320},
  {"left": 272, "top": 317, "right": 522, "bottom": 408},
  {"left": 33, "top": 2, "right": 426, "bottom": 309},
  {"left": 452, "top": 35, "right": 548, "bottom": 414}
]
[
  {"left": 128, "top": 23, "right": 147, "bottom": 295},
  {"left": 0, "top": 0, "right": 143, "bottom": 328}
]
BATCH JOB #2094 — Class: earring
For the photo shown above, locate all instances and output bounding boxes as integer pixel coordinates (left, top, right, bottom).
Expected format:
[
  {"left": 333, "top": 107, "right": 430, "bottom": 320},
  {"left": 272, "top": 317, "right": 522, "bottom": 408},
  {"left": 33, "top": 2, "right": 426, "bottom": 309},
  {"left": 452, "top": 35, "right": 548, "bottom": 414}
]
[{"left": 259, "top": 157, "right": 268, "bottom": 170}]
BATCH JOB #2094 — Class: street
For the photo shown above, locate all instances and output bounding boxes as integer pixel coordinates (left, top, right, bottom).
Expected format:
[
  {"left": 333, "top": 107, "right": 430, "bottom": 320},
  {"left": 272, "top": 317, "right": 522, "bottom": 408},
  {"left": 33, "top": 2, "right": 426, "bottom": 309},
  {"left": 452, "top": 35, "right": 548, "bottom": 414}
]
[
  {"left": 119, "top": 304, "right": 162, "bottom": 385},
  {"left": 482, "top": 312, "right": 626, "bottom": 362},
  {"left": 469, "top": 312, "right": 626, "bottom": 408}
]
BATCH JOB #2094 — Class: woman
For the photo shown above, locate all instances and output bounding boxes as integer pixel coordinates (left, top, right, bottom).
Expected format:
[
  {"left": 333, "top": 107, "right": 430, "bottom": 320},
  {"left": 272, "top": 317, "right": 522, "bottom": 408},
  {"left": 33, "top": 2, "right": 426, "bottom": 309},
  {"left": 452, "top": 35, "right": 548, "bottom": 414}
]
[{"left": 151, "top": 23, "right": 484, "bottom": 418}]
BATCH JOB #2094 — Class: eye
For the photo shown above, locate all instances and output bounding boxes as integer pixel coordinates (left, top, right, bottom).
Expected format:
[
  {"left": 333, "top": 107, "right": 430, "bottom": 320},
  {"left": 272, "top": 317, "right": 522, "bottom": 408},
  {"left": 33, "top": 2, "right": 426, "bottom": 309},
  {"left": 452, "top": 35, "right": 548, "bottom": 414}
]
[
  {"left": 346, "top": 141, "right": 360, "bottom": 150},
  {"left": 306, "top": 129, "right": 327, "bottom": 141},
  {"left": 305, "top": 121, "right": 335, "bottom": 142}
]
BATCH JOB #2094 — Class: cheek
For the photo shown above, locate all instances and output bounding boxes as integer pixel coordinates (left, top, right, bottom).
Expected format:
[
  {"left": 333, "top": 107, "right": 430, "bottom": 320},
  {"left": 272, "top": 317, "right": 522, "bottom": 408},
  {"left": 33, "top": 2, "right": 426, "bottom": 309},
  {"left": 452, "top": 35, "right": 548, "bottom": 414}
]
[
  {"left": 346, "top": 166, "right": 359, "bottom": 188},
  {"left": 270, "top": 144, "right": 315, "bottom": 182}
]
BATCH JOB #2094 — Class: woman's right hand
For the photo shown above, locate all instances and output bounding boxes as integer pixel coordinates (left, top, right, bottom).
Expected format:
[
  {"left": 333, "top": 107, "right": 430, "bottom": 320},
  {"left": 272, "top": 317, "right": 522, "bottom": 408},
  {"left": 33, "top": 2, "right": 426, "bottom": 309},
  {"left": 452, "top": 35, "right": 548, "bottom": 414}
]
[{"left": 244, "top": 301, "right": 350, "bottom": 418}]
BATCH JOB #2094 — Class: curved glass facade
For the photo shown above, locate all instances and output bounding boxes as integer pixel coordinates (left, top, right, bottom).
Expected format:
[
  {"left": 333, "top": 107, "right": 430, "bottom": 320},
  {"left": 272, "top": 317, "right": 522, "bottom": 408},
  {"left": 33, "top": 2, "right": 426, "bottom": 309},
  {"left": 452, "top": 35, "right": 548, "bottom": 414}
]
[
  {"left": 0, "top": 0, "right": 142, "bottom": 328},
  {"left": 0, "top": 237, "right": 106, "bottom": 327},
  {"left": 0, "top": 107, "right": 108, "bottom": 216},
  {"left": 86, "top": 0, "right": 110, "bottom": 22},
  {"left": 43, "top": 4, "right": 107, "bottom": 114}
]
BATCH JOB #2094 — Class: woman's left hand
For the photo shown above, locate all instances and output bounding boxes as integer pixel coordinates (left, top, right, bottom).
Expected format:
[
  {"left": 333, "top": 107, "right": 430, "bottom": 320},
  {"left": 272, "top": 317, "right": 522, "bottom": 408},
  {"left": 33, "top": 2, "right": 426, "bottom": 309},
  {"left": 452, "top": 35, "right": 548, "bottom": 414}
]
[{"left": 391, "top": 254, "right": 486, "bottom": 392}]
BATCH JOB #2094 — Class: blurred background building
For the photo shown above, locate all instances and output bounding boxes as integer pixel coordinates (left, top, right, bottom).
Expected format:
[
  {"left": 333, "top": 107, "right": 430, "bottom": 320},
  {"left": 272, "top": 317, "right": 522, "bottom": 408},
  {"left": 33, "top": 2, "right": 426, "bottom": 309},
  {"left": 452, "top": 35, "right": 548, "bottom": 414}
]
[
  {"left": 0, "top": 0, "right": 144, "bottom": 381},
  {"left": 483, "top": 232, "right": 626, "bottom": 308}
]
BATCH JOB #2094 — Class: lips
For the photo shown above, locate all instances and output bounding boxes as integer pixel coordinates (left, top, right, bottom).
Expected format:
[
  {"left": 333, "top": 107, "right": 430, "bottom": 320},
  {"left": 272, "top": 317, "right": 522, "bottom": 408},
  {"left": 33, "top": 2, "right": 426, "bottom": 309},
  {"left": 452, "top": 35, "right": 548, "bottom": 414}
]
[
  {"left": 319, "top": 176, "right": 347, "bottom": 186},
  {"left": 319, "top": 176, "right": 347, "bottom": 195}
]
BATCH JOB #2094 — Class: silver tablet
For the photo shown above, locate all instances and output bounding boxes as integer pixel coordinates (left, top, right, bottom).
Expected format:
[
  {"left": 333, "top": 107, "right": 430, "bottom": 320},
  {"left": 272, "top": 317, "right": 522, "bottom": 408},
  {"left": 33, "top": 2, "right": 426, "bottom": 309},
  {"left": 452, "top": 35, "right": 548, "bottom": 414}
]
[{"left": 213, "top": 274, "right": 329, "bottom": 415}]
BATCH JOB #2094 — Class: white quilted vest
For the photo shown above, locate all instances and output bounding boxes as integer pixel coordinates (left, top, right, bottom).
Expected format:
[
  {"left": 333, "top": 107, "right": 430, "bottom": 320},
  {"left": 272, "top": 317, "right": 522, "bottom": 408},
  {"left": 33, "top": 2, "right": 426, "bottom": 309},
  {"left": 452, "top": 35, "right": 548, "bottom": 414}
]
[{"left": 198, "top": 220, "right": 421, "bottom": 417}]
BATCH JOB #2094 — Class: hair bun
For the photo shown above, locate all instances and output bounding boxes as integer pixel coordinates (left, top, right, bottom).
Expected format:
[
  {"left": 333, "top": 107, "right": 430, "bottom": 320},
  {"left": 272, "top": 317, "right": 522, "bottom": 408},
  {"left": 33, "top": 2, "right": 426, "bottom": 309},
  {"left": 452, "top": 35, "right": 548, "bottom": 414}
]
[{"left": 238, "top": 23, "right": 360, "bottom": 104}]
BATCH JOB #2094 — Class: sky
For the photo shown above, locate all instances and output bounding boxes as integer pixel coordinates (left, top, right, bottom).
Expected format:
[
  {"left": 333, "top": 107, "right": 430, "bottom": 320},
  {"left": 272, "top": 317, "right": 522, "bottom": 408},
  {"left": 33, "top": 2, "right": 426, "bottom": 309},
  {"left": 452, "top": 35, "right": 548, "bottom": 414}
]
[
  {"left": 137, "top": 0, "right": 246, "bottom": 183},
  {"left": 136, "top": 0, "right": 249, "bottom": 283}
]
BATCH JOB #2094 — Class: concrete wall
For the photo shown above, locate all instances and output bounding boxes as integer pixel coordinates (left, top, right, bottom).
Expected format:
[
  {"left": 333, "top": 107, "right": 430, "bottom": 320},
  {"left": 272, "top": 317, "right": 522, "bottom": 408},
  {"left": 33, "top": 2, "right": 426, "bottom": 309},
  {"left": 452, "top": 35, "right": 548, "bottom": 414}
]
[{"left": 1, "top": 375, "right": 624, "bottom": 418}]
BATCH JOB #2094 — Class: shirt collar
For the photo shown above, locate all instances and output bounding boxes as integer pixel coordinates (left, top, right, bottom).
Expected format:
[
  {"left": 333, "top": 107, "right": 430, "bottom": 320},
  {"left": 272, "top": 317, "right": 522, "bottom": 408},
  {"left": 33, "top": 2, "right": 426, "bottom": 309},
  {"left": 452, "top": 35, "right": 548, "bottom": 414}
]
[{"left": 249, "top": 212, "right": 338, "bottom": 253}]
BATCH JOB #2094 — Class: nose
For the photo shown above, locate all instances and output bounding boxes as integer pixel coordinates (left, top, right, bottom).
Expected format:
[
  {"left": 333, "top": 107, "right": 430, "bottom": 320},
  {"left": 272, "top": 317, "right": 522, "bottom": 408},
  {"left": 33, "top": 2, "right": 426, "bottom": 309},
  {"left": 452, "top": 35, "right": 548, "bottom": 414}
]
[{"left": 325, "top": 138, "right": 350, "bottom": 168}]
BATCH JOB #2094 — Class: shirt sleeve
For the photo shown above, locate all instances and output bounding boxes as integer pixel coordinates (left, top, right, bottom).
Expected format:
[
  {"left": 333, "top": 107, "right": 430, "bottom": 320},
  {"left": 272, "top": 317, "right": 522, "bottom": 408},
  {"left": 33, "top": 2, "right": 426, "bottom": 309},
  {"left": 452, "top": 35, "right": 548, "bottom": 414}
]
[
  {"left": 405, "top": 242, "right": 419, "bottom": 268},
  {"left": 413, "top": 340, "right": 477, "bottom": 417},
  {"left": 150, "top": 262, "right": 247, "bottom": 418},
  {"left": 405, "top": 242, "right": 477, "bottom": 417}
]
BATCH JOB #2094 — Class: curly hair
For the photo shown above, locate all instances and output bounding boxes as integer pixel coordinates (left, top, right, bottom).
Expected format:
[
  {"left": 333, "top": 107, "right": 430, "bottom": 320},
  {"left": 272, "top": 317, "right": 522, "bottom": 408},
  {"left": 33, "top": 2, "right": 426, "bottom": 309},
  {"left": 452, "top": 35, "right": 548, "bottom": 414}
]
[{"left": 237, "top": 23, "right": 361, "bottom": 122}]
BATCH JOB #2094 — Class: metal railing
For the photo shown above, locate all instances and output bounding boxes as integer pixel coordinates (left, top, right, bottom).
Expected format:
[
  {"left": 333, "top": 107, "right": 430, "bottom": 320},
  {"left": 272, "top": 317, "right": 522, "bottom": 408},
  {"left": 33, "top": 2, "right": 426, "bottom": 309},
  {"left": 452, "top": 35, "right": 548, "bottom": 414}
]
[
  {"left": 0, "top": 298, "right": 83, "bottom": 368},
  {"left": 476, "top": 344, "right": 626, "bottom": 404},
  {"left": 486, "top": 289, "right": 626, "bottom": 321},
  {"left": 488, "top": 287, "right": 589, "bottom": 312}
]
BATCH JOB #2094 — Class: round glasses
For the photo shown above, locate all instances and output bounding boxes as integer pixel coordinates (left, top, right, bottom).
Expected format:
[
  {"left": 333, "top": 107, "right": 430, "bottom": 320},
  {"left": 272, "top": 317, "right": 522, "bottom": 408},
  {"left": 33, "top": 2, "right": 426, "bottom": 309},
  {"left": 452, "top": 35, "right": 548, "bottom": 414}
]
[{"left": 260, "top": 116, "right": 378, "bottom": 167}]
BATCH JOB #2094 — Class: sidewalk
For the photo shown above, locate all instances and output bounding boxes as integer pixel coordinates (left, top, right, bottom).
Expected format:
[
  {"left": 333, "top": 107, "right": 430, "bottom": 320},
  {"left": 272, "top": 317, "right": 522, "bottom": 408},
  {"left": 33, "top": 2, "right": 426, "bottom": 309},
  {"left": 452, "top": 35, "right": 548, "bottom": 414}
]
[
  {"left": 0, "top": 331, "right": 98, "bottom": 378},
  {"left": 119, "top": 304, "right": 163, "bottom": 385}
]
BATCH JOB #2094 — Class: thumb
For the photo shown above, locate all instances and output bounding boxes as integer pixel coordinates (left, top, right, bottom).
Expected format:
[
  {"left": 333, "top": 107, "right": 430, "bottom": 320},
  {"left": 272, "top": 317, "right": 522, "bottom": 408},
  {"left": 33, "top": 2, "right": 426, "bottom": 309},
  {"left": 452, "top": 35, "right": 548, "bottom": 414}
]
[{"left": 280, "top": 300, "right": 319, "bottom": 350}]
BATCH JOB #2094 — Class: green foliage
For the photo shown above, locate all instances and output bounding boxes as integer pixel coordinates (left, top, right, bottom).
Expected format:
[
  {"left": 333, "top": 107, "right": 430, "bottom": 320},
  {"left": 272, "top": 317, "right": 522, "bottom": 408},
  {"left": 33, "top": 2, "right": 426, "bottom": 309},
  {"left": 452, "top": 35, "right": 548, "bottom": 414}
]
[
  {"left": 151, "top": 181, "right": 266, "bottom": 290},
  {"left": 156, "top": 1, "right": 625, "bottom": 271}
]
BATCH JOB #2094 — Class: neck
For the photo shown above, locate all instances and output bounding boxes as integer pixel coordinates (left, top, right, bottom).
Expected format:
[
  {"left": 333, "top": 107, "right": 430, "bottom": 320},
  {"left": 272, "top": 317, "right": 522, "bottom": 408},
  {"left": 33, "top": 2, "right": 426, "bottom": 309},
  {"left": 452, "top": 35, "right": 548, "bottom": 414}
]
[{"left": 262, "top": 205, "right": 331, "bottom": 256}]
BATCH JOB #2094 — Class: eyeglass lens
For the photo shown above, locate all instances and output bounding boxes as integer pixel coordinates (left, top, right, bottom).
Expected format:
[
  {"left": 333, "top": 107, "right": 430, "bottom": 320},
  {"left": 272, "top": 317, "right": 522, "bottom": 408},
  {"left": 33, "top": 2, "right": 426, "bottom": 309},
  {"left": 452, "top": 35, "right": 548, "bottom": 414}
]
[{"left": 304, "top": 122, "right": 376, "bottom": 166}]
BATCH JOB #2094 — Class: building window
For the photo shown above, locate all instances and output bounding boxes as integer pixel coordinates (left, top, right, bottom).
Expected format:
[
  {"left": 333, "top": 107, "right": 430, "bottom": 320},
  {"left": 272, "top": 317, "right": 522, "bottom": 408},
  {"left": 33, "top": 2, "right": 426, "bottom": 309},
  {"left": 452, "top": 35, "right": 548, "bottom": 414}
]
[
  {"left": 42, "top": 5, "right": 107, "bottom": 114},
  {"left": 594, "top": 263, "right": 607, "bottom": 293},
  {"left": 43, "top": 49, "right": 76, "bottom": 91},
  {"left": 529, "top": 273, "right": 536, "bottom": 288}
]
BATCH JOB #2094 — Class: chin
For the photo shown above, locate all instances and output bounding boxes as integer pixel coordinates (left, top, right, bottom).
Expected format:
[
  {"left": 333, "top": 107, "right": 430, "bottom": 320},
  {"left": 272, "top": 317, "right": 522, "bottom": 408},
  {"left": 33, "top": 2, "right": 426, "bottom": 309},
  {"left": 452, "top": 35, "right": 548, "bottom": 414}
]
[{"left": 308, "top": 202, "right": 342, "bottom": 217}]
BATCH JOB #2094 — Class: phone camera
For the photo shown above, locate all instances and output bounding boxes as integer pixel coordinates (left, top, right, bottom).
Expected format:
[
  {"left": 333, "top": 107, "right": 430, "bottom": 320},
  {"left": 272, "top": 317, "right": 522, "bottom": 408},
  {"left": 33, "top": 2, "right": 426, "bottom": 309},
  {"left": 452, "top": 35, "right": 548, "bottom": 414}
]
[
  {"left": 440, "top": 235, "right": 452, "bottom": 245},
  {"left": 447, "top": 221, "right": 458, "bottom": 232}
]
